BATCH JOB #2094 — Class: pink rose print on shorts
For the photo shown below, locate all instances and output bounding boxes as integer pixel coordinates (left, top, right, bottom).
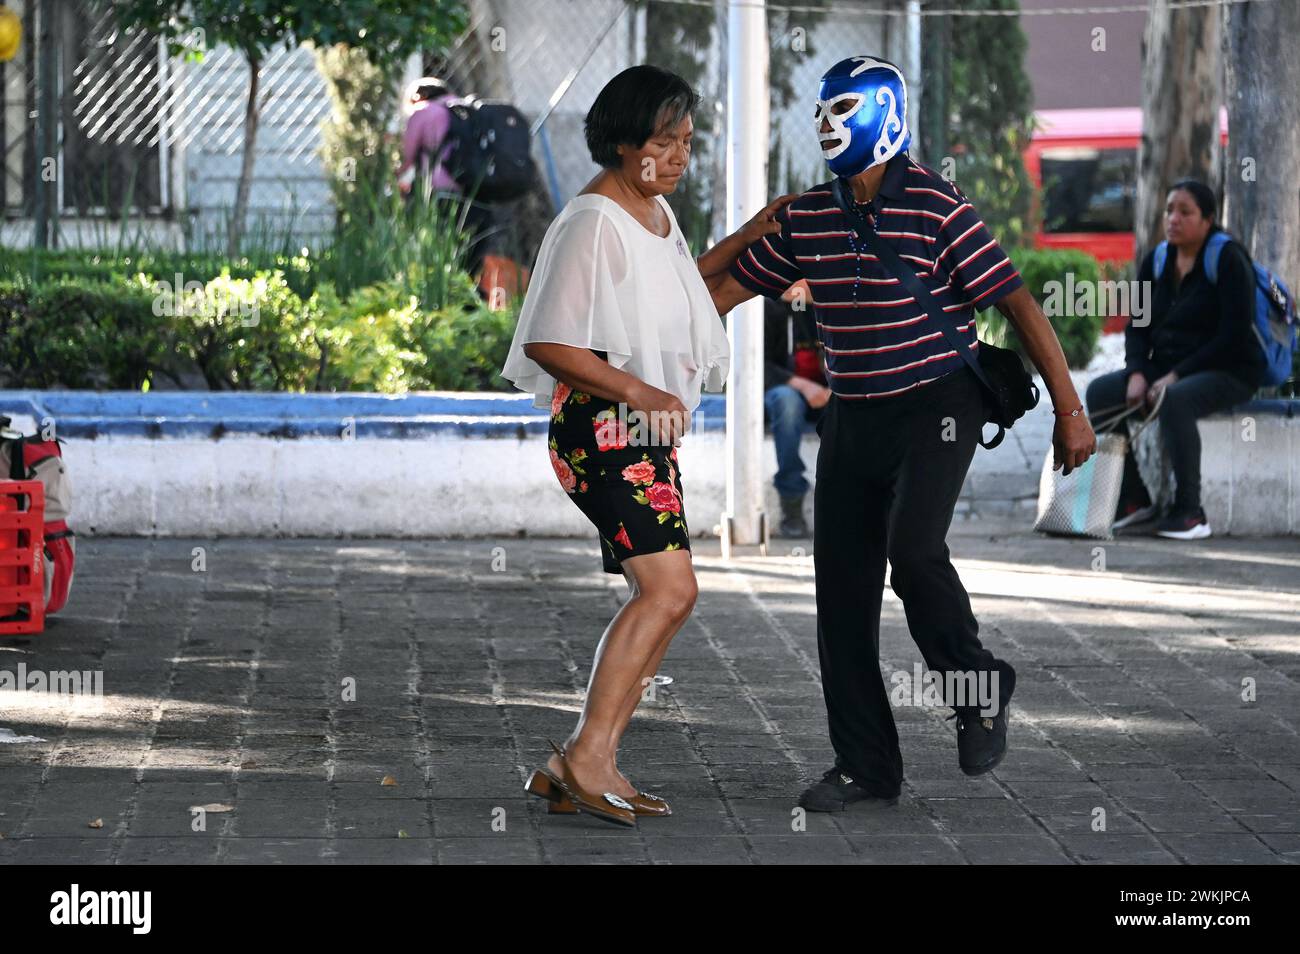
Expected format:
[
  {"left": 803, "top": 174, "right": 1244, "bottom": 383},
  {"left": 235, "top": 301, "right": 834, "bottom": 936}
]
[
  {"left": 594, "top": 410, "right": 629, "bottom": 451},
  {"left": 645, "top": 481, "right": 681, "bottom": 514},
  {"left": 621, "top": 460, "right": 657, "bottom": 486},
  {"left": 614, "top": 524, "right": 633, "bottom": 550},
  {"left": 550, "top": 381, "right": 572, "bottom": 420},
  {"left": 550, "top": 446, "right": 577, "bottom": 493}
]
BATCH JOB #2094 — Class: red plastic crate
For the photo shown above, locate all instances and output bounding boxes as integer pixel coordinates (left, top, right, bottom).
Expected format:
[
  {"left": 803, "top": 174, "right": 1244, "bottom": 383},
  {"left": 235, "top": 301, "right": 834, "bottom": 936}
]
[{"left": 0, "top": 480, "right": 46, "bottom": 635}]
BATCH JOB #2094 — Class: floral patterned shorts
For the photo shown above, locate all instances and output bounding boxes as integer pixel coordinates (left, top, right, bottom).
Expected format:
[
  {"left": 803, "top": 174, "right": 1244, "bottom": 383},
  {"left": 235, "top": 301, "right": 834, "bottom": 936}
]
[{"left": 547, "top": 376, "right": 691, "bottom": 575}]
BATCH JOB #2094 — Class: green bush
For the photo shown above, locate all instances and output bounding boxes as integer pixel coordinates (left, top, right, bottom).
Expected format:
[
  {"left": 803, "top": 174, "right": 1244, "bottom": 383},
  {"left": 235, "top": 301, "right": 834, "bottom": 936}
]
[
  {"left": 400, "top": 270, "right": 518, "bottom": 391},
  {"left": 147, "top": 270, "right": 327, "bottom": 391},
  {"left": 0, "top": 278, "right": 169, "bottom": 389},
  {"left": 0, "top": 248, "right": 317, "bottom": 300},
  {"left": 976, "top": 247, "right": 1106, "bottom": 369},
  {"left": 310, "top": 281, "right": 424, "bottom": 392},
  {"left": 310, "top": 273, "right": 519, "bottom": 392},
  {"left": 0, "top": 260, "right": 520, "bottom": 394}
]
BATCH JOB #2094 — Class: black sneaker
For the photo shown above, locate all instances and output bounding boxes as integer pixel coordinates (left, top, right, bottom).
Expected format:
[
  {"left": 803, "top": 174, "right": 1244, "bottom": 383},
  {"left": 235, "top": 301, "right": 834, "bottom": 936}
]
[
  {"left": 949, "top": 703, "right": 1010, "bottom": 776},
  {"left": 1155, "top": 506, "right": 1212, "bottom": 540},
  {"left": 797, "top": 767, "right": 899, "bottom": 812},
  {"left": 776, "top": 495, "right": 808, "bottom": 538}
]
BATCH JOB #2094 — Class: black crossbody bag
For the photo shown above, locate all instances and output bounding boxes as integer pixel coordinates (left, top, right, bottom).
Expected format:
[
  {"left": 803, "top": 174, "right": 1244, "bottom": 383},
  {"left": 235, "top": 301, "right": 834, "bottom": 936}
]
[{"left": 830, "top": 177, "right": 1039, "bottom": 450}]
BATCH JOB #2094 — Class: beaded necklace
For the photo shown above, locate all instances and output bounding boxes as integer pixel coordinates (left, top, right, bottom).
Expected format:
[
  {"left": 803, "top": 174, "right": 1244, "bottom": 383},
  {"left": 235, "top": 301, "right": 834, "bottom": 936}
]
[{"left": 842, "top": 192, "right": 880, "bottom": 308}]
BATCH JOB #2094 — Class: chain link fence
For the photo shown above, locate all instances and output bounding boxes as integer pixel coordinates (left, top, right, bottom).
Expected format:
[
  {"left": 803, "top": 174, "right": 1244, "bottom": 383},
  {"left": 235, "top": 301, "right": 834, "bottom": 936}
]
[
  {"left": 2, "top": 0, "right": 914, "bottom": 252},
  {"left": 428, "top": 0, "right": 911, "bottom": 251}
]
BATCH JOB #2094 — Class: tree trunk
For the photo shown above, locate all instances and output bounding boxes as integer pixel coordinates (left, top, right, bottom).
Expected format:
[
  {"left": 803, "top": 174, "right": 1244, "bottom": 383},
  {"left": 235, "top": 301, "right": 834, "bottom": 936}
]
[
  {"left": 464, "top": 0, "right": 512, "bottom": 100},
  {"left": 228, "top": 51, "right": 262, "bottom": 258},
  {"left": 1135, "top": 0, "right": 1221, "bottom": 267},
  {"left": 1223, "top": 0, "right": 1300, "bottom": 285},
  {"left": 462, "top": 0, "right": 551, "bottom": 270}
]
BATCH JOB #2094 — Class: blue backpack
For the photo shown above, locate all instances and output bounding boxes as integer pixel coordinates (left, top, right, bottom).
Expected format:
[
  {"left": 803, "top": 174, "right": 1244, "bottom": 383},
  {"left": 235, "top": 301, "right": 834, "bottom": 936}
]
[{"left": 1153, "top": 231, "right": 1298, "bottom": 387}]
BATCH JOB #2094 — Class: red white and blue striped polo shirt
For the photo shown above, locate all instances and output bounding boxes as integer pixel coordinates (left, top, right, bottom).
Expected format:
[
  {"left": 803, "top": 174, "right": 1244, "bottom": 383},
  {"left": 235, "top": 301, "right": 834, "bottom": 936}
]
[{"left": 727, "top": 152, "right": 1024, "bottom": 400}]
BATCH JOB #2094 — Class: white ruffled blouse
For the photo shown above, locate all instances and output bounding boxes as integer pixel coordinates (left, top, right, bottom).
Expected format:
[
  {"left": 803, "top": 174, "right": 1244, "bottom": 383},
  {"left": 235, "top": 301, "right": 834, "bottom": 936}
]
[{"left": 500, "top": 192, "right": 731, "bottom": 413}]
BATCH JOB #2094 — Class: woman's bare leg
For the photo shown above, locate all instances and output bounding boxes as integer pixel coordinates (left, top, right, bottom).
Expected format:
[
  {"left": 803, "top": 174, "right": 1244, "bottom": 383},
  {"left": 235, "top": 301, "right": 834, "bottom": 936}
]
[
  {"left": 546, "top": 549, "right": 697, "bottom": 796},
  {"left": 606, "top": 556, "right": 694, "bottom": 755}
]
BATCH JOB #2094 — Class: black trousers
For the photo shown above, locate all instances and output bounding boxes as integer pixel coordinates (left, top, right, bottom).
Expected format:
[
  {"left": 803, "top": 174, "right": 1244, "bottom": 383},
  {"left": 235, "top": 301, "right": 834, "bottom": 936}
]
[
  {"left": 813, "top": 365, "right": 1015, "bottom": 796},
  {"left": 1085, "top": 368, "right": 1255, "bottom": 512}
]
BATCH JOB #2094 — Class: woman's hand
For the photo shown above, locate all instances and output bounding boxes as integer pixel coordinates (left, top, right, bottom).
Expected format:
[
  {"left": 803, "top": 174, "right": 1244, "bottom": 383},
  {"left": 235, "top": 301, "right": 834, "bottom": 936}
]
[
  {"left": 740, "top": 193, "right": 799, "bottom": 246},
  {"left": 626, "top": 379, "right": 691, "bottom": 447},
  {"left": 1145, "top": 371, "right": 1178, "bottom": 409},
  {"left": 1125, "top": 372, "right": 1148, "bottom": 408}
]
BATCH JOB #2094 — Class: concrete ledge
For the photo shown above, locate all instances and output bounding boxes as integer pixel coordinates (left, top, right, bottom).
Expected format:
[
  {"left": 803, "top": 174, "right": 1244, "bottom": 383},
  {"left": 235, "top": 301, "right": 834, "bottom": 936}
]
[
  {"left": 1200, "top": 409, "right": 1299, "bottom": 535},
  {"left": 1, "top": 388, "right": 1295, "bottom": 537}
]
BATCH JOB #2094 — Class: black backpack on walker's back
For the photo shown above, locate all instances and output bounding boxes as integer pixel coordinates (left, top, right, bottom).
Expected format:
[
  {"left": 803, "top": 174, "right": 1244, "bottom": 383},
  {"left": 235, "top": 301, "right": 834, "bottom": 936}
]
[{"left": 434, "top": 96, "right": 538, "bottom": 203}]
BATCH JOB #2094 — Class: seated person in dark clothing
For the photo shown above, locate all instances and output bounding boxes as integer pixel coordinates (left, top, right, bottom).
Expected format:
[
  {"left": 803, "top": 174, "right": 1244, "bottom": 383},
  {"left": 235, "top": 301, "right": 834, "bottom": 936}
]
[
  {"left": 1086, "top": 178, "right": 1266, "bottom": 540},
  {"left": 764, "top": 279, "right": 829, "bottom": 537}
]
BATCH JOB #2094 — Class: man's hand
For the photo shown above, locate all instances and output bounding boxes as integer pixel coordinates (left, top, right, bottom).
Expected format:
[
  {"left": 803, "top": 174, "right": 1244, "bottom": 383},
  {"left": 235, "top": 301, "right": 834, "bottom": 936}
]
[
  {"left": 1145, "top": 371, "right": 1178, "bottom": 410},
  {"left": 790, "top": 376, "right": 831, "bottom": 410},
  {"left": 740, "top": 193, "right": 799, "bottom": 246},
  {"left": 1053, "top": 414, "right": 1097, "bottom": 476},
  {"left": 1125, "top": 372, "right": 1148, "bottom": 408},
  {"left": 992, "top": 286, "right": 1098, "bottom": 475}
]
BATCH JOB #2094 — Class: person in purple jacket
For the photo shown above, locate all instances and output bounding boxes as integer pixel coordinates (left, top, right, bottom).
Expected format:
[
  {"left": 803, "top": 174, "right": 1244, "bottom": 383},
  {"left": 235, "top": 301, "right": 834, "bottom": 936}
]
[{"left": 397, "top": 76, "right": 495, "bottom": 278}]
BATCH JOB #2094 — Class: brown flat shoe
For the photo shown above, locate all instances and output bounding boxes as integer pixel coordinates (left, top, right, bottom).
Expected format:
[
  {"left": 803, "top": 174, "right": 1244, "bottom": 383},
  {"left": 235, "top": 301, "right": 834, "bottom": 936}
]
[
  {"left": 543, "top": 739, "right": 636, "bottom": 827},
  {"left": 528, "top": 768, "right": 671, "bottom": 817},
  {"left": 625, "top": 791, "right": 672, "bottom": 816},
  {"left": 524, "top": 768, "right": 572, "bottom": 809}
]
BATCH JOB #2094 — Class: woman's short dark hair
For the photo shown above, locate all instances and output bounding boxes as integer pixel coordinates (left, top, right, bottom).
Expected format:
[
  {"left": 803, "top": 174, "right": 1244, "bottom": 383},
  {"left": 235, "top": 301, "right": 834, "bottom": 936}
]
[
  {"left": 584, "top": 65, "right": 699, "bottom": 169},
  {"left": 1169, "top": 178, "right": 1219, "bottom": 230}
]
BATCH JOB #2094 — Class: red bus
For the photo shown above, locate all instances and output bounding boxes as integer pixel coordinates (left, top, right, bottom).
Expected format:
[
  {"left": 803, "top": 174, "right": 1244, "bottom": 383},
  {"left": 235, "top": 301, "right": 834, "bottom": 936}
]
[{"left": 1024, "top": 106, "right": 1230, "bottom": 265}]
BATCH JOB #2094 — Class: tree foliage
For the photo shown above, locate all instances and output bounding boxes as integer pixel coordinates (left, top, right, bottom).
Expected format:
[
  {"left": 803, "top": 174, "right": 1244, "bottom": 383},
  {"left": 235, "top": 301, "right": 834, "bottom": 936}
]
[{"left": 931, "top": 0, "right": 1035, "bottom": 249}]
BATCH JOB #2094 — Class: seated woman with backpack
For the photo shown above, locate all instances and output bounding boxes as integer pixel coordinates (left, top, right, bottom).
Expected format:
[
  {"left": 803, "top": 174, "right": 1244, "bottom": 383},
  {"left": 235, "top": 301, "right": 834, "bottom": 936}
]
[{"left": 1086, "top": 178, "right": 1267, "bottom": 540}]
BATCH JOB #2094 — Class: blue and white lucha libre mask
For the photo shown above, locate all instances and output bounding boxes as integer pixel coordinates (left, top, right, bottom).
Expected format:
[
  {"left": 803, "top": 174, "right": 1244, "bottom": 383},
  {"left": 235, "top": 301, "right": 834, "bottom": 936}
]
[{"left": 814, "top": 55, "right": 912, "bottom": 178}]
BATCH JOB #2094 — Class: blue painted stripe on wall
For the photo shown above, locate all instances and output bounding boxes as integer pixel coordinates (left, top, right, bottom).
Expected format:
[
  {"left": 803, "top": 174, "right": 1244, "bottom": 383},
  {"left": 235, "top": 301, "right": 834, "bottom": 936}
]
[
  {"left": 1, "top": 390, "right": 1292, "bottom": 440},
  {"left": 0, "top": 392, "right": 732, "bottom": 437}
]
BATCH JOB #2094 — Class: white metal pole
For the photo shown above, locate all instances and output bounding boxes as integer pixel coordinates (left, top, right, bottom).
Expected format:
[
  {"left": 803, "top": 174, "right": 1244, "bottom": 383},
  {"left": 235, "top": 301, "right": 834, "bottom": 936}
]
[
  {"left": 904, "top": 1, "right": 923, "bottom": 132},
  {"left": 722, "top": 0, "right": 769, "bottom": 556}
]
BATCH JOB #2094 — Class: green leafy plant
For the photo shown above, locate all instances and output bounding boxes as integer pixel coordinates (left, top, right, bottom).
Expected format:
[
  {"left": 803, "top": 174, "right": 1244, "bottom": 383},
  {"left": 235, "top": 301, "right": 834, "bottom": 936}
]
[
  {"left": 146, "top": 270, "right": 324, "bottom": 391},
  {"left": 977, "top": 248, "right": 1105, "bottom": 369},
  {"left": 0, "top": 279, "right": 168, "bottom": 389}
]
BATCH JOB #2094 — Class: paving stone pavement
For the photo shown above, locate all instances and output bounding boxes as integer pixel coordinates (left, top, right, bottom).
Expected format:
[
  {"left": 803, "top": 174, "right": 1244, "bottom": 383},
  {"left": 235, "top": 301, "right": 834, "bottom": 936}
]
[{"left": 1, "top": 517, "right": 1297, "bottom": 865}]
